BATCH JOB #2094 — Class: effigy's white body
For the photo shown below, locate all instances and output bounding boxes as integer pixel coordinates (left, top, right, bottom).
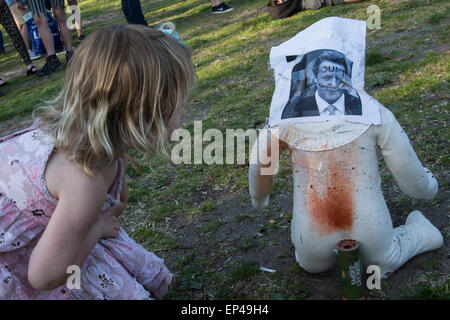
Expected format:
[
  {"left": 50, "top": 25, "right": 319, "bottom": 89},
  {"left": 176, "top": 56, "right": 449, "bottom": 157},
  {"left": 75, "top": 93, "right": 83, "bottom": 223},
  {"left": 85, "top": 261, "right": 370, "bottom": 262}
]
[
  {"left": 249, "top": 105, "right": 443, "bottom": 278},
  {"left": 251, "top": 16, "right": 443, "bottom": 278}
]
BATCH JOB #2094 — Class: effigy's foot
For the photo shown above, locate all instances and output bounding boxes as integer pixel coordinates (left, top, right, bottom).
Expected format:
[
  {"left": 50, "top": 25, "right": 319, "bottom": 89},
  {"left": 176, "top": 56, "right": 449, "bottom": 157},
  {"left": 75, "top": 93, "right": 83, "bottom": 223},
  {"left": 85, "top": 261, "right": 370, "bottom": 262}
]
[{"left": 406, "top": 210, "right": 443, "bottom": 252}]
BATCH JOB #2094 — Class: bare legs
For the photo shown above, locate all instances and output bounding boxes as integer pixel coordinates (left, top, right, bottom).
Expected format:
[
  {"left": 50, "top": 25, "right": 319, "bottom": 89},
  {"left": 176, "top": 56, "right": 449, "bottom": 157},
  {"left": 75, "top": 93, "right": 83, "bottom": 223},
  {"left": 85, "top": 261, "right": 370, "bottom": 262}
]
[
  {"left": 33, "top": 5, "right": 72, "bottom": 57},
  {"left": 52, "top": 6, "right": 73, "bottom": 52}
]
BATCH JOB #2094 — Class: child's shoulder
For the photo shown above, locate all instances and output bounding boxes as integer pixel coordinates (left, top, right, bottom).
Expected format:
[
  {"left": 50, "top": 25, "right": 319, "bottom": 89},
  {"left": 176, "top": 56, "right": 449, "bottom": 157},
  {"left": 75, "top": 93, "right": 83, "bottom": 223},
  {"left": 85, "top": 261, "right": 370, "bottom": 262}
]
[{"left": 44, "top": 151, "right": 117, "bottom": 203}]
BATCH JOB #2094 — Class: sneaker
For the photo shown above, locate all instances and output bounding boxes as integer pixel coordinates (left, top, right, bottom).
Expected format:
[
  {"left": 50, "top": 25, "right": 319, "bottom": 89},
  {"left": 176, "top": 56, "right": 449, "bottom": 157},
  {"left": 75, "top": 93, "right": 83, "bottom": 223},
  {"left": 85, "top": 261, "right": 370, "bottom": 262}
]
[
  {"left": 78, "top": 34, "right": 86, "bottom": 41},
  {"left": 28, "top": 50, "right": 43, "bottom": 61},
  {"left": 212, "top": 3, "right": 234, "bottom": 14},
  {"left": 37, "top": 55, "right": 63, "bottom": 76}
]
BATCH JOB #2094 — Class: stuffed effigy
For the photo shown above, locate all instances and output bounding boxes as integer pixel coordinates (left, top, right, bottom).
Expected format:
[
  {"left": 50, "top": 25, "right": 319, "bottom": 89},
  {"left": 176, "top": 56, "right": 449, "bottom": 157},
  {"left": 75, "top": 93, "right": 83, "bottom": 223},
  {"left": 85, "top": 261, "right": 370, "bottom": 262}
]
[{"left": 249, "top": 17, "right": 443, "bottom": 278}]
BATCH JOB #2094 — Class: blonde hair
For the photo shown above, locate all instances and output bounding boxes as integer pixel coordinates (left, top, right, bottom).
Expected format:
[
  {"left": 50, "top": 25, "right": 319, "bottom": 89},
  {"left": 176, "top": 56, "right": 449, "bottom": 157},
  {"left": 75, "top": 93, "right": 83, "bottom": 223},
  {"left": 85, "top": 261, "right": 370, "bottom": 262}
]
[{"left": 36, "top": 24, "right": 195, "bottom": 175}]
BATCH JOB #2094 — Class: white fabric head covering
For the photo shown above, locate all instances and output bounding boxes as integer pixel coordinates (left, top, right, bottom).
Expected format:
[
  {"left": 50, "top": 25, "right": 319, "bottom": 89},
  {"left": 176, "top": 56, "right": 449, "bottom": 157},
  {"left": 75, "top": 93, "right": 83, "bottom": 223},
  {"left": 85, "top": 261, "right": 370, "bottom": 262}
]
[{"left": 268, "top": 17, "right": 383, "bottom": 151}]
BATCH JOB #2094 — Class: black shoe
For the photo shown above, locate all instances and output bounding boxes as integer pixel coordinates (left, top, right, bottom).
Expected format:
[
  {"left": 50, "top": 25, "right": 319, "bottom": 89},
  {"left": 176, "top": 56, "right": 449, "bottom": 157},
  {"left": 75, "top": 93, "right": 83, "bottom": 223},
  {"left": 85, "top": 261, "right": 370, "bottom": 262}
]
[
  {"left": 78, "top": 34, "right": 86, "bottom": 41},
  {"left": 37, "top": 55, "right": 63, "bottom": 76},
  {"left": 212, "top": 3, "right": 234, "bottom": 14},
  {"left": 66, "top": 50, "right": 74, "bottom": 64},
  {"left": 26, "top": 65, "right": 38, "bottom": 75}
]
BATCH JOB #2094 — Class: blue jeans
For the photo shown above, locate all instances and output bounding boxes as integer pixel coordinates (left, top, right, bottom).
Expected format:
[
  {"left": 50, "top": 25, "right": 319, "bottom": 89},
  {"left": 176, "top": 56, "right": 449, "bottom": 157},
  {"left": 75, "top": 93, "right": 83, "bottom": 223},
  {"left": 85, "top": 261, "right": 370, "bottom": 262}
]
[
  {"left": 0, "top": 30, "right": 4, "bottom": 52},
  {"left": 121, "top": 0, "right": 147, "bottom": 26}
]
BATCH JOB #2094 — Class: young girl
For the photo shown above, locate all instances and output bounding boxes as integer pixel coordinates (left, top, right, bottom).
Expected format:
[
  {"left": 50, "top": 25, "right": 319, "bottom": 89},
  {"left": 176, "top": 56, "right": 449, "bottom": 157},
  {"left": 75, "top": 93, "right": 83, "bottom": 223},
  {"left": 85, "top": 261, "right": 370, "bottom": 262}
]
[{"left": 0, "top": 24, "right": 195, "bottom": 299}]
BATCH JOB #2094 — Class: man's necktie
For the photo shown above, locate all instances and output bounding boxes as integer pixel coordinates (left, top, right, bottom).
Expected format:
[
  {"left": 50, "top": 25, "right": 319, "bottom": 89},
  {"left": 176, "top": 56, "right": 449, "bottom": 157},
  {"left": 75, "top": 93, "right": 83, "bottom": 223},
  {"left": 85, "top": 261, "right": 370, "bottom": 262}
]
[{"left": 325, "top": 104, "right": 338, "bottom": 116}]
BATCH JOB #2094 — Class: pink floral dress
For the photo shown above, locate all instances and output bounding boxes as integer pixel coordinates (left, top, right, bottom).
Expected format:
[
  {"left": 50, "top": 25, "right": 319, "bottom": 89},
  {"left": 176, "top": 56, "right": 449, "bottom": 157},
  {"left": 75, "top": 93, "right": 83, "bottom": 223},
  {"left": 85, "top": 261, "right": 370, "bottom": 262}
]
[{"left": 0, "top": 123, "right": 173, "bottom": 299}]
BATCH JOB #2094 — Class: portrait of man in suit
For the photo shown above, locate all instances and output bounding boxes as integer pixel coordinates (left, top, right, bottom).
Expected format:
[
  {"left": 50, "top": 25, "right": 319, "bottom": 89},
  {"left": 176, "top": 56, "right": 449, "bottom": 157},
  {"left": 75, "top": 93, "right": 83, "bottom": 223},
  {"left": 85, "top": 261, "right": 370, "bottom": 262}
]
[{"left": 281, "top": 50, "right": 362, "bottom": 119}]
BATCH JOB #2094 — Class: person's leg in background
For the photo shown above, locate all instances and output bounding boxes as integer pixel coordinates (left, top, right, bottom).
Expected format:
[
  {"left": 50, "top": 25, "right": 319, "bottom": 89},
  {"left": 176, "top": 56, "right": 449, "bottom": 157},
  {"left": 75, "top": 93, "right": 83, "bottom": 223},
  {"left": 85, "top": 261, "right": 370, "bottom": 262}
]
[
  {"left": 121, "top": 0, "right": 147, "bottom": 26},
  {"left": 121, "top": 0, "right": 131, "bottom": 23},
  {"left": 67, "top": 0, "right": 85, "bottom": 40},
  {"left": 15, "top": 15, "right": 31, "bottom": 51},
  {"left": 0, "top": 29, "right": 4, "bottom": 55},
  {"left": 19, "top": 21, "right": 38, "bottom": 58},
  {"left": 210, "top": 0, "right": 233, "bottom": 14},
  {"left": 30, "top": 1, "right": 56, "bottom": 55},
  {"left": 0, "top": 28, "right": 4, "bottom": 90},
  {"left": 27, "top": 0, "right": 62, "bottom": 75},
  {"left": 8, "top": 1, "right": 41, "bottom": 60},
  {"left": 50, "top": 0, "right": 73, "bottom": 61},
  {"left": 0, "top": 0, "right": 37, "bottom": 76}
]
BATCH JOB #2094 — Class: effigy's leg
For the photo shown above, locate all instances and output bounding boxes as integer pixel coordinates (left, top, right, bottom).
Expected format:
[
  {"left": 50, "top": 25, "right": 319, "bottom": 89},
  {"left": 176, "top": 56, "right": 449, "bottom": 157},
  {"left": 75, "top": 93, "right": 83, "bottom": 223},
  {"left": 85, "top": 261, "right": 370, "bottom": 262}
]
[{"left": 372, "top": 211, "right": 443, "bottom": 278}]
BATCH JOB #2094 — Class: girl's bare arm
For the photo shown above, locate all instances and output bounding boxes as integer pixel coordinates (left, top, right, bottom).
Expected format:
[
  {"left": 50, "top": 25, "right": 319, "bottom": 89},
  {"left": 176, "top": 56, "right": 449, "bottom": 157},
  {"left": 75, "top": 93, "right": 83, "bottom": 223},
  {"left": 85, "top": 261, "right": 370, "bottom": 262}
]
[{"left": 28, "top": 156, "right": 112, "bottom": 290}]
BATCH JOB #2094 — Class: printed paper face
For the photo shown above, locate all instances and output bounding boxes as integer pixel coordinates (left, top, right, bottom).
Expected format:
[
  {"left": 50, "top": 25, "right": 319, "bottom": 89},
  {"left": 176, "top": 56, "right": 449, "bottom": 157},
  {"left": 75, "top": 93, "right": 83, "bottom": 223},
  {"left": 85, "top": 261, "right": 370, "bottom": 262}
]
[
  {"left": 280, "top": 49, "right": 362, "bottom": 119},
  {"left": 268, "top": 17, "right": 381, "bottom": 128}
]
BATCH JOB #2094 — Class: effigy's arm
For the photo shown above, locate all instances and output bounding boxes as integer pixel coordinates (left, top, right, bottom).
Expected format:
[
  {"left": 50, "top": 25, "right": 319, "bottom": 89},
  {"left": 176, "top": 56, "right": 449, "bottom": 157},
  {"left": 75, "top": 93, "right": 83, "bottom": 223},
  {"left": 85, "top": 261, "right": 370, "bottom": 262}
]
[
  {"left": 249, "top": 128, "right": 286, "bottom": 211},
  {"left": 377, "top": 109, "right": 438, "bottom": 200}
]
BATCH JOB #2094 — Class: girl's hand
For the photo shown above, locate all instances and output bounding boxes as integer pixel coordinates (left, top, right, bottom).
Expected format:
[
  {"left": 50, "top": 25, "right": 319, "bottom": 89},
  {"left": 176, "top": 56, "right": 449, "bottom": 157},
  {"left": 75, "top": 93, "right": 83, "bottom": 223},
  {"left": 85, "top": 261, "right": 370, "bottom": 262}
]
[
  {"left": 105, "top": 201, "right": 126, "bottom": 217},
  {"left": 96, "top": 211, "right": 120, "bottom": 239}
]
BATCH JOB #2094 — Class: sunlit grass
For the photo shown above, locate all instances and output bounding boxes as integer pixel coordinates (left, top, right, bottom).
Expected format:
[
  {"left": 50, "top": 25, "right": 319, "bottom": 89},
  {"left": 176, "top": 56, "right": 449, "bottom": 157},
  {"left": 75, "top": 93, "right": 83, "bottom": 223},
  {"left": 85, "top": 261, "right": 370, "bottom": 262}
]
[{"left": 0, "top": 0, "right": 448, "bottom": 300}]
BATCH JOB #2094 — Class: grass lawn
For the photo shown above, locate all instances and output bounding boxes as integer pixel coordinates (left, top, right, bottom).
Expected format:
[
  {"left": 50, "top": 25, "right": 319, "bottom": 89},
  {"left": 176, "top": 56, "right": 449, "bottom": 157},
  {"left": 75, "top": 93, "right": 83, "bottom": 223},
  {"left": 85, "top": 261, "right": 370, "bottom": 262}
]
[{"left": 0, "top": 0, "right": 449, "bottom": 300}]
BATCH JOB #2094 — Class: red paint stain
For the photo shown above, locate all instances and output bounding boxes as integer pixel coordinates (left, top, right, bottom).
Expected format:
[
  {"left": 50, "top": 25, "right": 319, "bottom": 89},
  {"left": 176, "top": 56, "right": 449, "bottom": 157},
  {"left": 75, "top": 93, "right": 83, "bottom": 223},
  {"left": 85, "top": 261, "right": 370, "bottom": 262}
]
[{"left": 306, "top": 147, "right": 355, "bottom": 235}]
